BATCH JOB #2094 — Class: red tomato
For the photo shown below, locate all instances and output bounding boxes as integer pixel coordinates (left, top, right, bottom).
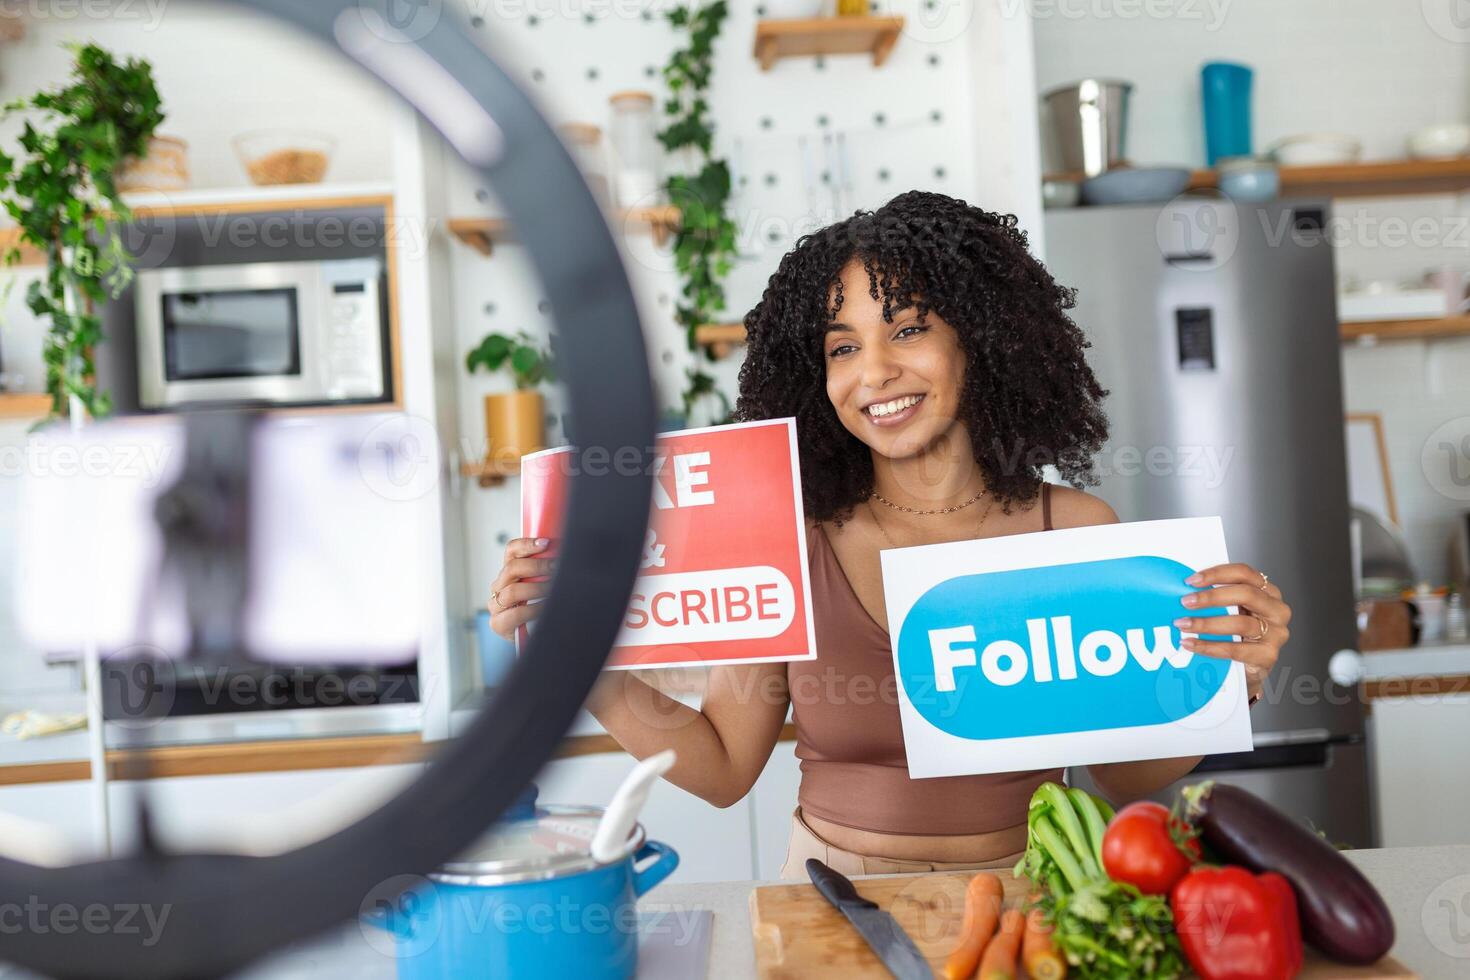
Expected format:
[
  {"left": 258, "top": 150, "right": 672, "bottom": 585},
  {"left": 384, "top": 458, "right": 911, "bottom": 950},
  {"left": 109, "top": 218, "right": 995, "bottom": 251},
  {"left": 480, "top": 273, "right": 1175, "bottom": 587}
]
[{"left": 1101, "top": 801, "right": 1200, "bottom": 895}]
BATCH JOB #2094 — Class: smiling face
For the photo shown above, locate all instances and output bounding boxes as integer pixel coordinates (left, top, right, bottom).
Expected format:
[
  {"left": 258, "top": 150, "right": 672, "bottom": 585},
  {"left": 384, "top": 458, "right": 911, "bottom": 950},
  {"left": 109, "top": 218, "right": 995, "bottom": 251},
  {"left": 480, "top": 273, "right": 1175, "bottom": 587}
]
[{"left": 823, "top": 259, "right": 969, "bottom": 460}]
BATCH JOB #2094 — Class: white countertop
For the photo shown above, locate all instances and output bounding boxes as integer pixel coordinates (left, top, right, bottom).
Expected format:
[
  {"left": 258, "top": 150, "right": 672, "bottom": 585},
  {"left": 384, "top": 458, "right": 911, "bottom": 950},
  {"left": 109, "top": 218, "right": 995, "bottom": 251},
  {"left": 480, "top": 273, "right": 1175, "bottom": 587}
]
[
  {"left": 1363, "top": 642, "right": 1470, "bottom": 680},
  {"left": 652, "top": 845, "right": 1470, "bottom": 980},
  {"left": 142, "top": 844, "right": 1470, "bottom": 979}
]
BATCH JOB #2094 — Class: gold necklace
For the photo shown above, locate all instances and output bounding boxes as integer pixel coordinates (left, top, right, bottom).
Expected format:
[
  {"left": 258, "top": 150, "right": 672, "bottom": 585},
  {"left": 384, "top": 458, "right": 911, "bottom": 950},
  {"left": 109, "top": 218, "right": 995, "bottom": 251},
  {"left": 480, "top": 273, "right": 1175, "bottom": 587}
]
[
  {"left": 870, "top": 487, "right": 986, "bottom": 515},
  {"left": 867, "top": 492, "right": 997, "bottom": 549}
]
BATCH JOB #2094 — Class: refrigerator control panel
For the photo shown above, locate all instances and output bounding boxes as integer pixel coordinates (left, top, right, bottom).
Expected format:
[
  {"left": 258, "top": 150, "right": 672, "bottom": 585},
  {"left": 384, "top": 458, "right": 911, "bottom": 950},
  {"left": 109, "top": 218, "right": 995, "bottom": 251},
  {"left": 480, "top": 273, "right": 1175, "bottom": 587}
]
[{"left": 1175, "top": 307, "right": 1216, "bottom": 371}]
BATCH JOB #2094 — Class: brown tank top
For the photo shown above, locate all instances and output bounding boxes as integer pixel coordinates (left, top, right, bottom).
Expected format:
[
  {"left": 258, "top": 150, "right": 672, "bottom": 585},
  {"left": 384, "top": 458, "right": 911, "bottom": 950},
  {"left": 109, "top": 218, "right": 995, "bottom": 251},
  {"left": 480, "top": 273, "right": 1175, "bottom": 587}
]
[{"left": 787, "top": 483, "right": 1064, "bottom": 837}]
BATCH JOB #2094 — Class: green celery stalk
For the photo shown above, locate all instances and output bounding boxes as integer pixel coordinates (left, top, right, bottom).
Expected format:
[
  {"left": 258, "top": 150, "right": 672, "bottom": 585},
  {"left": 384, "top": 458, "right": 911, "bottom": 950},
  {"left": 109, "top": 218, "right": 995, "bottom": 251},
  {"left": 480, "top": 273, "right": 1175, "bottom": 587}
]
[
  {"left": 1068, "top": 787, "right": 1109, "bottom": 874},
  {"left": 1033, "top": 813, "right": 1090, "bottom": 893},
  {"left": 1039, "top": 782, "right": 1101, "bottom": 879}
]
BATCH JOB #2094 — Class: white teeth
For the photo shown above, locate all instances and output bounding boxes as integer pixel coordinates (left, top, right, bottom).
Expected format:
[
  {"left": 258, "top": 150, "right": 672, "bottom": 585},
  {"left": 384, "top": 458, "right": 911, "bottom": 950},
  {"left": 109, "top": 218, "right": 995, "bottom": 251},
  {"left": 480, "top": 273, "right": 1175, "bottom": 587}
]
[{"left": 866, "top": 394, "right": 922, "bottom": 418}]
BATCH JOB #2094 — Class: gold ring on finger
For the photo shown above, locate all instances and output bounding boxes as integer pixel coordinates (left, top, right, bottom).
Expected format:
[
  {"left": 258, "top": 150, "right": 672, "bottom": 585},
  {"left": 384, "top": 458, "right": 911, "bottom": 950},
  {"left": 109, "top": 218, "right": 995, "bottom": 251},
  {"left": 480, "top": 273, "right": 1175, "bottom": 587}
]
[
  {"left": 1258, "top": 570, "right": 1269, "bottom": 591},
  {"left": 492, "top": 588, "right": 506, "bottom": 610},
  {"left": 1246, "top": 615, "right": 1268, "bottom": 642}
]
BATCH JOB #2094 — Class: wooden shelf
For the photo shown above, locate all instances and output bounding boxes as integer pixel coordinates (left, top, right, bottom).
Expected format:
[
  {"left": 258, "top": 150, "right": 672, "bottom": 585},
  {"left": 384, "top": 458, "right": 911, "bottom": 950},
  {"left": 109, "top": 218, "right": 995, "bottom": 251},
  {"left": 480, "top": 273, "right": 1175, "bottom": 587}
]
[
  {"left": 753, "top": 16, "right": 904, "bottom": 71},
  {"left": 1047, "top": 158, "right": 1470, "bottom": 200},
  {"left": 460, "top": 456, "right": 522, "bottom": 488},
  {"left": 448, "top": 205, "right": 682, "bottom": 257},
  {"left": 1197, "top": 158, "right": 1470, "bottom": 198},
  {"left": 0, "top": 184, "right": 399, "bottom": 268},
  {"left": 1341, "top": 316, "right": 1470, "bottom": 343},
  {"left": 694, "top": 322, "right": 748, "bottom": 358},
  {"left": 120, "top": 181, "right": 395, "bottom": 213},
  {"left": 0, "top": 392, "right": 51, "bottom": 418},
  {"left": 0, "top": 228, "right": 50, "bottom": 267},
  {"left": 446, "top": 217, "right": 497, "bottom": 256},
  {"left": 0, "top": 728, "right": 723, "bottom": 787}
]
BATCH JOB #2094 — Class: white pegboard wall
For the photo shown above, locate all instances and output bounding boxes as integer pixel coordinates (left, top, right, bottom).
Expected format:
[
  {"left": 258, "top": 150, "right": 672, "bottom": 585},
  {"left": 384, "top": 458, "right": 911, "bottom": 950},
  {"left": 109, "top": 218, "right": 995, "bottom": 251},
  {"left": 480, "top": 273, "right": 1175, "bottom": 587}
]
[
  {"left": 446, "top": 0, "right": 984, "bottom": 402},
  {"left": 436, "top": 0, "right": 1004, "bottom": 608}
]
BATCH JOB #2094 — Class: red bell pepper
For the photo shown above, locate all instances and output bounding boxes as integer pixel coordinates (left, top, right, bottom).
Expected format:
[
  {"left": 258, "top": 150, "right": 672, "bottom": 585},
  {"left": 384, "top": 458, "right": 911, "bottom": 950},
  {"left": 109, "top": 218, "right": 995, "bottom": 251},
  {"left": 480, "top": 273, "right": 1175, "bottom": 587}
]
[
  {"left": 1171, "top": 866, "right": 1303, "bottom": 980},
  {"left": 1257, "top": 872, "right": 1303, "bottom": 976}
]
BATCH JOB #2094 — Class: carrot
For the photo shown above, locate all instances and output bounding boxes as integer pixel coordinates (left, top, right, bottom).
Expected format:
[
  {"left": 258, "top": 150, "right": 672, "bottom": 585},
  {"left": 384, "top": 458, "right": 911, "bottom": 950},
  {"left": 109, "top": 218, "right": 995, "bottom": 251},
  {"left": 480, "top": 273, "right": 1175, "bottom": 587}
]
[
  {"left": 940, "top": 872, "right": 1004, "bottom": 980},
  {"left": 1021, "top": 906, "right": 1066, "bottom": 980},
  {"left": 978, "top": 908, "right": 1025, "bottom": 980}
]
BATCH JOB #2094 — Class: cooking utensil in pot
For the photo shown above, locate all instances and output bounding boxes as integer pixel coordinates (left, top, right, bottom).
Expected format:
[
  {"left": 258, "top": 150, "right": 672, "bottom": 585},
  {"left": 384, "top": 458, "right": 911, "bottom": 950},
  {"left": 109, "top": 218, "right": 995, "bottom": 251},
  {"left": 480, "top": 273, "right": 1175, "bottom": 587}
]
[{"left": 592, "top": 750, "right": 675, "bottom": 863}]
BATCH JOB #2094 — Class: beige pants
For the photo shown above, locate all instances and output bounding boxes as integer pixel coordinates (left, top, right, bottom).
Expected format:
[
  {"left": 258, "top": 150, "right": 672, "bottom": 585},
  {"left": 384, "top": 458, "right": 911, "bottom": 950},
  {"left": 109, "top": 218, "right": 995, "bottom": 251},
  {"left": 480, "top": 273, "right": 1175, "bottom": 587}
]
[{"left": 778, "top": 808, "right": 1026, "bottom": 880}]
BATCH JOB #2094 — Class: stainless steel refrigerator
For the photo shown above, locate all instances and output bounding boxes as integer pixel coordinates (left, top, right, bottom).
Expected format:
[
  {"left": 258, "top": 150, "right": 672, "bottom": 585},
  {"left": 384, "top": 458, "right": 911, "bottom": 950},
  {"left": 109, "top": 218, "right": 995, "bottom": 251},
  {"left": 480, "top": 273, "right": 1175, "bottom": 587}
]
[{"left": 1045, "top": 199, "right": 1373, "bottom": 847}]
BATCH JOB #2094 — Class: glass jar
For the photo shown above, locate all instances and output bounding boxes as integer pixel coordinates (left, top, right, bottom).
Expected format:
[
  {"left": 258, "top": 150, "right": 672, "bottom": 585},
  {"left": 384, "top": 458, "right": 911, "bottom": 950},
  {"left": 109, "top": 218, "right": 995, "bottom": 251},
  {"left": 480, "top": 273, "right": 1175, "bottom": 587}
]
[
  {"left": 1447, "top": 591, "right": 1468, "bottom": 643},
  {"left": 607, "top": 90, "right": 663, "bottom": 209},
  {"left": 557, "top": 122, "right": 610, "bottom": 207}
]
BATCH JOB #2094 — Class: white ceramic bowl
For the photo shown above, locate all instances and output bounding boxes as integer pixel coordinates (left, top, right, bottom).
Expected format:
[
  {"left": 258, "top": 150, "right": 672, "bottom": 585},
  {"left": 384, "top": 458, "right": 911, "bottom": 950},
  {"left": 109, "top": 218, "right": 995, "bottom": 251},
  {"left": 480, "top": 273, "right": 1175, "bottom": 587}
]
[
  {"left": 1267, "top": 133, "right": 1362, "bottom": 166},
  {"left": 1079, "top": 166, "right": 1192, "bottom": 205},
  {"left": 1406, "top": 123, "right": 1470, "bottom": 160},
  {"left": 1217, "top": 156, "right": 1279, "bottom": 201},
  {"left": 1041, "top": 179, "right": 1081, "bottom": 209}
]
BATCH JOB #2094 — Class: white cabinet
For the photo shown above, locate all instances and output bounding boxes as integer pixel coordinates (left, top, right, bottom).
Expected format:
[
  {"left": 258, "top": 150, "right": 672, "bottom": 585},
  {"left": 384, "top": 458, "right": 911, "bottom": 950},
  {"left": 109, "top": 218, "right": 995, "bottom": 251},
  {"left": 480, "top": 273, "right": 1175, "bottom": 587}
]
[
  {"left": 1370, "top": 694, "right": 1470, "bottom": 847},
  {"left": 0, "top": 764, "right": 424, "bottom": 860},
  {"left": 748, "top": 741, "right": 803, "bottom": 881},
  {"left": 107, "top": 764, "right": 426, "bottom": 855},
  {"left": 0, "top": 781, "right": 96, "bottom": 857},
  {"left": 0, "top": 747, "right": 787, "bottom": 882}
]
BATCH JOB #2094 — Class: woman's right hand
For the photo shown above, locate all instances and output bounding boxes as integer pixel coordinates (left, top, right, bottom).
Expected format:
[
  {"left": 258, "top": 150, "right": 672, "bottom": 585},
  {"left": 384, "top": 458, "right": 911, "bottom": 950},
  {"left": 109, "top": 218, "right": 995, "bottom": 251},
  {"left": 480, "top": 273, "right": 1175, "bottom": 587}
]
[{"left": 487, "top": 537, "right": 554, "bottom": 641}]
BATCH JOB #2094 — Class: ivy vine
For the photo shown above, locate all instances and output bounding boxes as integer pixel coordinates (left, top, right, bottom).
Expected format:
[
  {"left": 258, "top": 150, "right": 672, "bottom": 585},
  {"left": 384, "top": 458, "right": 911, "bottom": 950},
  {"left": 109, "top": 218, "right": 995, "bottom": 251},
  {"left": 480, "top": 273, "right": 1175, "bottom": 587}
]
[
  {"left": 0, "top": 43, "right": 164, "bottom": 420},
  {"left": 660, "top": 1, "right": 736, "bottom": 424}
]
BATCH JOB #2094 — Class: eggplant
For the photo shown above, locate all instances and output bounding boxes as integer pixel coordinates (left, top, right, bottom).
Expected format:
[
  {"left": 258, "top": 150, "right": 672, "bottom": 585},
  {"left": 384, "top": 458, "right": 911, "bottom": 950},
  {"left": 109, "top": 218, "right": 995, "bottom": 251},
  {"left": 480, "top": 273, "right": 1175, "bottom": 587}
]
[{"left": 1183, "top": 780, "right": 1394, "bottom": 965}]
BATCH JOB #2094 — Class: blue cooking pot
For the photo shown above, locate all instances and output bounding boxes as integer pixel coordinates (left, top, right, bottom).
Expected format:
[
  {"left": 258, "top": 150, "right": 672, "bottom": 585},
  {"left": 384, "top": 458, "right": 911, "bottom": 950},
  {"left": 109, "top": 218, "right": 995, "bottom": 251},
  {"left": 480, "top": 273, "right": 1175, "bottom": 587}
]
[{"left": 365, "top": 798, "right": 678, "bottom": 980}]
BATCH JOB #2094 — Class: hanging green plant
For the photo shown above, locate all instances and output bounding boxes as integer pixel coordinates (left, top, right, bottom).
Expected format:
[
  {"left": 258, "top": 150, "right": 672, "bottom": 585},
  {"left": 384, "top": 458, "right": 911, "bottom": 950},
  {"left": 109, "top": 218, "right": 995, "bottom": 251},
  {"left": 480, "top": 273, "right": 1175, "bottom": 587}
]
[
  {"left": 660, "top": 1, "right": 737, "bottom": 425},
  {"left": 0, "top": 43, "right": 165, "bottom": 420}
]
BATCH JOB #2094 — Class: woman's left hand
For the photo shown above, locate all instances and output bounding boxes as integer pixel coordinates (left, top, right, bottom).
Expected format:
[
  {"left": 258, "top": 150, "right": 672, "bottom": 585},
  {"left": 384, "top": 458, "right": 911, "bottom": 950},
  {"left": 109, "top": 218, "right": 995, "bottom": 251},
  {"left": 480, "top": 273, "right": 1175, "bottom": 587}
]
[{"left": 1175, "top": 563, "right": 1291, "bottom": 702}]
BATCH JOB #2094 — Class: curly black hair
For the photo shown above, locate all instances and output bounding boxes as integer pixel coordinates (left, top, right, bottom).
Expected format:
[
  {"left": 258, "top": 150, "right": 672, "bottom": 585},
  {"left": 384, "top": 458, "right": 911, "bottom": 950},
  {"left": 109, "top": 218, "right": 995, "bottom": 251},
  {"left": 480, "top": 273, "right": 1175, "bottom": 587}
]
[{"left": 733, "top": 190, "right": 1109, "bottom": 524}]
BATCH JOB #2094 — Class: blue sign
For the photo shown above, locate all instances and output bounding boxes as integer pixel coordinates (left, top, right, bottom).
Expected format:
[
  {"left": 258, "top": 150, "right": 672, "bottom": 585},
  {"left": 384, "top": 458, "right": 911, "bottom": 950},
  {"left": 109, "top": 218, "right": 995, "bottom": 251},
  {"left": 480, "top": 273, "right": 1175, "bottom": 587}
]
[{"left": 895, "top": 556, "right": 1234, "bottom": 740}]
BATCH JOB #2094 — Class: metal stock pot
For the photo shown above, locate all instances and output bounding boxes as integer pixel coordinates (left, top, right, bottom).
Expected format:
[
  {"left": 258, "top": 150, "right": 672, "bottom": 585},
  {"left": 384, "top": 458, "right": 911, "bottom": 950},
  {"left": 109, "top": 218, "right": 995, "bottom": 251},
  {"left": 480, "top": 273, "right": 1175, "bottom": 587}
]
[{"left": 365, "top": 803, "right": 679, "bottom": 980}]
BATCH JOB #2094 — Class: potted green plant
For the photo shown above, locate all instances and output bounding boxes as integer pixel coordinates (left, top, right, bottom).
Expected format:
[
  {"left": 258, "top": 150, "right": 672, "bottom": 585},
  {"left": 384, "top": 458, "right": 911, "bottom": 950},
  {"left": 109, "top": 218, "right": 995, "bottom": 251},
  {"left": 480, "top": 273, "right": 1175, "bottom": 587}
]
[
  {"left": 465, "top": 331, "right": 555, "bottom": 466},
  {"left": 0, "top": 43, "right": 164, "bottom": 420}
]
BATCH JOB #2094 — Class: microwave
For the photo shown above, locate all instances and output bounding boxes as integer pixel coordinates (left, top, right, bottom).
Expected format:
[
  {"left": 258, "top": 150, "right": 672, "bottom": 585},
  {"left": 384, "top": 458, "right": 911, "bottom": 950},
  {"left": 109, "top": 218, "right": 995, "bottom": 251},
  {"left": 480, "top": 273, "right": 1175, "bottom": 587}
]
[{"left": 135, "top": 258, "right": 388, "bottom": 409}]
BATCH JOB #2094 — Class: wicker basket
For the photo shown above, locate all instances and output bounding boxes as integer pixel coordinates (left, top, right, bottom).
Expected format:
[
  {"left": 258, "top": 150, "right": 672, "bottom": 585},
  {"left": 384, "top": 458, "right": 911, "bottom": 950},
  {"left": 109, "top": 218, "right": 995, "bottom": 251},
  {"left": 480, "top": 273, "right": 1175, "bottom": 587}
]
[{"left": 116, "top": 135, "right": 191, "bottom": 193}]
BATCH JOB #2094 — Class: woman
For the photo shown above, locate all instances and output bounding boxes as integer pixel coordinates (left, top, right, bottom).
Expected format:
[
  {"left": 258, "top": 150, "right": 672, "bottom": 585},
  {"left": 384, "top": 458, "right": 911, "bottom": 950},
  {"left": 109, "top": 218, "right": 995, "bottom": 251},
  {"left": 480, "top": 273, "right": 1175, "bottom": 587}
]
[{"left": 488, "top": 191, "right": 1291, "bottom": 879}]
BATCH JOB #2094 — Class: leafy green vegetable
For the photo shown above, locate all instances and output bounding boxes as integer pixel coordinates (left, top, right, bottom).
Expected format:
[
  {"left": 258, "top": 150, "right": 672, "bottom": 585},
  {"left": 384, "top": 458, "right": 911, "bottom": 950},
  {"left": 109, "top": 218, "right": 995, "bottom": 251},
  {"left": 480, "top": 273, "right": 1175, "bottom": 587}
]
[
  {"left": 1069, "top": 786, "right": 1110, "bottom": 874},
  {"left": 1015, "top": 782, "right": 1185, "bottom": 980},
  {"left": 1039, "top": 782, "right": 1101, "bottom": 879},
  {"left": 0, "top": 43, "right": 164, "bottom": 421},
  {"left": 1050, "top": 881, "right": 1185, "bottom": 980},
  {"left": 1032, "top": 809, "right": 1089, "bottom": 893}
]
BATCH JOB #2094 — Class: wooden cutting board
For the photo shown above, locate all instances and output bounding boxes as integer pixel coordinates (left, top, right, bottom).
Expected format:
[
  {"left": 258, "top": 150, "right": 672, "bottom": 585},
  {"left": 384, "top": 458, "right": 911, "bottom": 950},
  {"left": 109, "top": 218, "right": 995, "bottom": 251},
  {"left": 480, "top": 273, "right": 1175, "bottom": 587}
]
[{"left": 749, "top": 870, "right": 1416, "bottom": 979}]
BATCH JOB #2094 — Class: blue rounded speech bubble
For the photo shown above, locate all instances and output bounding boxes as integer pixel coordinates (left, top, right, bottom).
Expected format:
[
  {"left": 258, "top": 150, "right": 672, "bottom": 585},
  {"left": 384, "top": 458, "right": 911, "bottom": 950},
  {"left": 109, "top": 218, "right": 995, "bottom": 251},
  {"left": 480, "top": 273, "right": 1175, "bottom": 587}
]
[{"left": 895, "top": 556, "right": 1234, "bottom": 740}]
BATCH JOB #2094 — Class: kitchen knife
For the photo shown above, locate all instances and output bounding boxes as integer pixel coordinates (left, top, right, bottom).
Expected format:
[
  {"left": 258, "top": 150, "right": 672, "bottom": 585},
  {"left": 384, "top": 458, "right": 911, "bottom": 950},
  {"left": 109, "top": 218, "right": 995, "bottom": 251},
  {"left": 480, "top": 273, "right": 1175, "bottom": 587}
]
[{"left": 805, "top": 858, "right": 935, "bottom": 980}]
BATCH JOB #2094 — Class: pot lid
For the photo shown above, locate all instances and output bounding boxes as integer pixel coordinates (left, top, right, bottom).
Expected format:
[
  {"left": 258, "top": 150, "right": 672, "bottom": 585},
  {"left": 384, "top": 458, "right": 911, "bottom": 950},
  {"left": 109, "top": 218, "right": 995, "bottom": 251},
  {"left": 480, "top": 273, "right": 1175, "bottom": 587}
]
[{"left": 431, "top": 804, "right": 645, "bottom": 886}]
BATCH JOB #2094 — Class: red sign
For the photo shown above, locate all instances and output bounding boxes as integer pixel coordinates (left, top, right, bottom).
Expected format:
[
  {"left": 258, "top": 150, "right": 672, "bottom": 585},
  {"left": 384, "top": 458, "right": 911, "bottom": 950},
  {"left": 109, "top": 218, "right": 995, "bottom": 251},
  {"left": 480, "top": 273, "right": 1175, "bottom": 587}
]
[{"left": 519, "top": 418, "right": 816, "bottom": 669}]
